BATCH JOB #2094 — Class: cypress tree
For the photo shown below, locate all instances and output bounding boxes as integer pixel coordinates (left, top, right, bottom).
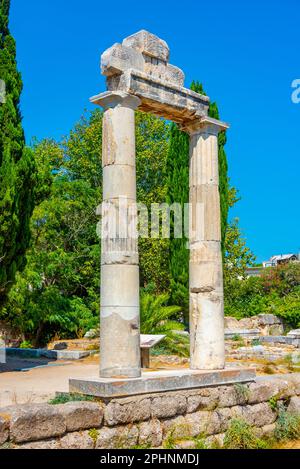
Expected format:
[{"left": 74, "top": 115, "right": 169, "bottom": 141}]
[
  {"left": 166, "top": 121, "right": 190, "bottom": 322},
  {"left": 0, "top": 0, "right": 36, "bottom": 305},
  {"left": 167, "top": 80, "right": 229, "bottom": 324}
]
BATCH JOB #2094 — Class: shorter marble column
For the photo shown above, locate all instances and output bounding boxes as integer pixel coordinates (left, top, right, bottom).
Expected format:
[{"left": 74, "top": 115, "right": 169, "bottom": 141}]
[
  {"left": 185, "top": 117, "right": 229, "bottom": 370},
  {"left": 96, "top": 91, "right": 141, "bottom": 378}
]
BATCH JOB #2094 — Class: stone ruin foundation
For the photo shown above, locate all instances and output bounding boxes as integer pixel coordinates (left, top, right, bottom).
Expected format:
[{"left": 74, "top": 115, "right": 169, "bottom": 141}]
[{"left": 2, "top": 374, "right": 300, "bottom": 449}]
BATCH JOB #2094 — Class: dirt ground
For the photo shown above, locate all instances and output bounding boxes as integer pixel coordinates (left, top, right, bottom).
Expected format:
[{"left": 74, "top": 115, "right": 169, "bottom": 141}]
[
  {"left": 0, "top": 356, "right": 100, "bottom": 407},
  {"left": 0, "top": 354, "right": 187, "bottom": 407},
  {"left": 275, "top": 440, "right": 300, "bottom": 449},
  {"left": 1, "top": 349, "right": 299, "bottom": 407}
]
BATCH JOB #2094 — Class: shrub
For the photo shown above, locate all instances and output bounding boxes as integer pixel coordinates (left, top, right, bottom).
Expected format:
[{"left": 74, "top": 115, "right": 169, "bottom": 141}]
[
  {"left": 19, "top": 340, "right": 33, "bottom": 349},
  {"left": 271, "top": 287, "right": 300, "bottom": 328},
  {"left": 140, "top": 292, "right": 189, "bottom": 356},
  {"left": 274, "top": 408, "right": 300, "bottom": 442},
  {"left": 223, "top": 419, "right": 268, "bottom": 449},
  {"left": 225, "top": 263, "right": 300, "bottom": 327}
]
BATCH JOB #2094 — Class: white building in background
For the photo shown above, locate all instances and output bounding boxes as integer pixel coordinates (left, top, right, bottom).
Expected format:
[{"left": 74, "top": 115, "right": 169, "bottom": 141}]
[{"left": 262, "top": 253, "right": 299, "bottom": 268}]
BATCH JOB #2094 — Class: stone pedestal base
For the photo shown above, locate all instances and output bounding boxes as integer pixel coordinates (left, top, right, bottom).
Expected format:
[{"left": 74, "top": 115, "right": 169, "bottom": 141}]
[{"left": 69, "top": 367, "right": 255, "bottom": 398}]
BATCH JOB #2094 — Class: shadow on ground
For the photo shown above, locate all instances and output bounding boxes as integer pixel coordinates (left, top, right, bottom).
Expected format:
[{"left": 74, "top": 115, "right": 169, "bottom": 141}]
[{"left": 0, "top": 357, "right": 57, "bottom": 373}]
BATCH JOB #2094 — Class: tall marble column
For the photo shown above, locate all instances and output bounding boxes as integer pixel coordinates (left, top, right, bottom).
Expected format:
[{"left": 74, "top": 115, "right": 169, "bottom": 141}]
[
  {"left": 185, "top": 117, "right": 229, "bottom": 370},
  {"left": 96, "top": 91, "right": 141, "bottom": 378}
]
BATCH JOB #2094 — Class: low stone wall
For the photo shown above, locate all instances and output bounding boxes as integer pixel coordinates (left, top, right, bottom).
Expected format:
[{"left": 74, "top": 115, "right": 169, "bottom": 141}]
[
  {"left": 1, "top": 374, "right": 300, "bottom": 449},
  {"left": 225, "top": 314, "right": 285, "bottom": 337}
]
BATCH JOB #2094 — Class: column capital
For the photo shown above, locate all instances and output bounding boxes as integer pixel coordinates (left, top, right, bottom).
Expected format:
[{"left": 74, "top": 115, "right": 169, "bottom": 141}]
[
  {"left": 181, "top": 116, "right": 229, "bottom": 136},
  {"left": 90, "top": 91, "right": 141, "bottom": 111}
]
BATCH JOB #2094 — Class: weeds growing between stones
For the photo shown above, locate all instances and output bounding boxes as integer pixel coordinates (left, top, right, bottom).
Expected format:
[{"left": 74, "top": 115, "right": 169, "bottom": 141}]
[{"left": 48, "top": 393, "right": 95, "bottom": 405}]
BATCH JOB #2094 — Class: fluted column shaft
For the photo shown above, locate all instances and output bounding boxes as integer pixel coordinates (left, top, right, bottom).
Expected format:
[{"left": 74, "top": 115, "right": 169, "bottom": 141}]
[
  {"left": 185, "top": 117, "right": 228, "bottom": 370},
  {"left": 97, "top": 91, "right": 141, "bottom": 378}
]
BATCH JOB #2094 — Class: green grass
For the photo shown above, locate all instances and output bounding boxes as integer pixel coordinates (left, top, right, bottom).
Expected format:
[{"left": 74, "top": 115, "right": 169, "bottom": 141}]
[
  {"left": 234, "top": 383, "right": 250, "bottom": 402},
  {"left": 268, "top": 394, "right": 281, "bottom": 411},
  {"left": 48, "top": 392, "right": 95, "bottom": 405},
  {"left": 223, "top": 419, "right": 268, "bottom": 449},
  {"left": 232, "top": 334, "right": 242, "bottom": 342},
  {"left": 274, "top": 408, "right": 300, "bottom": 442},
  {"left": 88, "top": 428, "right": 99, "bottom": 445}
]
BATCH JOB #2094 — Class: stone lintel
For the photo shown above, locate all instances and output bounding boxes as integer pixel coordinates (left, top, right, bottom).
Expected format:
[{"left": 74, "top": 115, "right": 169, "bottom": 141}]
[
  {"left": 90, "top": 90, "right": 141, "bottom": 110},
  {"left": 92, "top": 69, "right": 210, "bottom": 124},
  {"left": 69, "top": 368, "right": 255, "bottom": 398},
  {"left": 182, "top": 116, "right": 230, "bottom": 135},
  {"left": 122, "top": 30, "right": 170, "bottom": 62}
]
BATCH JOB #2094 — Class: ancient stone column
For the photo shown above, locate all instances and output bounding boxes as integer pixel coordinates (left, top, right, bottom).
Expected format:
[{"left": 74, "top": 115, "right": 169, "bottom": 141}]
[
  {"left": 96, "top": 91, "right": 141, "bottom": 378},
  {"left": 185, "top": 117, "right": 229, "bottom": 370}
]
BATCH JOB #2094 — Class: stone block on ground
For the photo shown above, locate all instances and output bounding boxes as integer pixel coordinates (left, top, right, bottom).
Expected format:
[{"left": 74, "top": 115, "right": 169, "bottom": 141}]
[
  {"left": 84, "top": 329, "right": 99, "bottom": 339},
  {"left": 96, "top": 425, "right": 139, "bottom": 449},
  {"left": 287, "top": 396, "right": 300, "bottom": 414},
  {"left": 162, "top": 415, "right": 188, "bottom": 439},
  {"left": 59, "top": 431, "right": 95, "bottom": 449},
  {"left": 260, "top": 423, "right": 276, "bottom": 438},
  {"left": 58, "top": 401, "right": 103, "bottom": 432},
  {"left": 104, "top": 397, "right": 151, "bottom": 426},
  {"left": 232, "top": 402, "right": 277, "bottom": 427},
  {"left": 287, "top": 329, "right": 300, "bottom": 338},
  {"left": 205, "top": 432, "right": 225, "bottom": 448},
  {"left": 248, "top": 380, "right": 278, "bottom": 404},
  {"left": 1, "top": 403, "right": 66, "bottom": 443},
  {"left": 138, "top": 419, "right": 162, "bottom": 447},
  {"left": 151, "top": 393, "right": 187, "bottom": 419},
  {"left": 184, "top": 411, "right": 211, "bottom": 437},
  {"left": 206, "top": 408, "right": 232, "bottom": 435},
  {"left": 0, "top": 415, "right": 9, "bottom": 445},
  {"left": 17, "top": 439, "right": 59, "bottom": 449},
  {"left": 186, "top": 388, "right": 219, "bottom": 413},
  {"left": 224, "top": 317, "right": 241, "bottom": 329},
  {"left": 218, "top": 384, "right": 249, "bottom": 407},
  {"left": 258, "top": 314, "right": 282, "bottom": 326}
]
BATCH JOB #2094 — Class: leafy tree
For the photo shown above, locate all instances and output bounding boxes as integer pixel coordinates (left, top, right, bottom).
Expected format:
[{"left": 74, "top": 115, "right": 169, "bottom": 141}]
[
  {"left": 224, "top": 217, "right": 256, "bottom": 282},
  {"left": 271, "top": 286, "right": 300, "bottom": 328},
  {"left": 3, "top": 175, "right": 100, "bottom": 345},
  {"left": 140, "top": 292, "right": 189, "bottom": 356},
  {"left": 2, "top": 117, "right": 101, "bottom": 345},
  {"left": 190, "top": 81, "right": 230, "bottom": 254},
  {"left": 2, "top": 110, "right": 172, "bottom": 343},
  {"left": 166, "top": 122, "right": 189, "bottom": 321},
  {"left": 136, "top": 112, "right": 170, "bottom": 292},
  {"left": 224, "top": 262, "right": 300, "bottom": 325},
  {"left": 63, "top": 108, "right": 103, "bottom": 190},
  {"left": 0, "top": 0, "right": 36, "bottom": 304}
]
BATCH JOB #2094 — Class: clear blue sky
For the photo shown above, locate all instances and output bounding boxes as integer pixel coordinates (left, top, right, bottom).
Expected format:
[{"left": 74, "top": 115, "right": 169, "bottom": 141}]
[{"left": 10, "top": 0, "right": 300, "bottom": 262}]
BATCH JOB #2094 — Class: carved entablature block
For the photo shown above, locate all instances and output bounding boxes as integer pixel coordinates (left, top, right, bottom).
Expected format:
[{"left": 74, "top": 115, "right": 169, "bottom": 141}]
[{"left": 97, "top": 30, "right": 210, "bottom": 124}]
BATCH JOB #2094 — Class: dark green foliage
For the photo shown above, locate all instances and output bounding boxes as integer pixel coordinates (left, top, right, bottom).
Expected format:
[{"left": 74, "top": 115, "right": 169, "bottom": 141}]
[
  {"left": 48, "top": 393, "right": 95, "bottom": 405},
  {"left": 136, "top": 112, "right": 170, "bottom": 292},
  {"left": 2, "top": 110, "right": 173, "bottom": 345},
  {"left": 140, "top": 291, "right": 189, "bottom": 356},
  {"left": 191, "top": 81, "right": 229, "bottom": 254},
  {"left": 166, "top": 121, "right": 189, "bottom": 321},
  {"left": 166, "top": 80, "right": 230, "bottom": 323},
  {"left": 225, "top": 262, "right": 300, "bottom": 327},
  {"left": 274, "top": 408, "right": 300, "bottom": 442},
  {"left": 0, "top": 0, "right": 36, "bottom": 304},
  {"left": 223, "top": 418, "right": 268, "bottom": 449},
  {"left": 2, "top": 114, "right": 102, "bottom": 345}
]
